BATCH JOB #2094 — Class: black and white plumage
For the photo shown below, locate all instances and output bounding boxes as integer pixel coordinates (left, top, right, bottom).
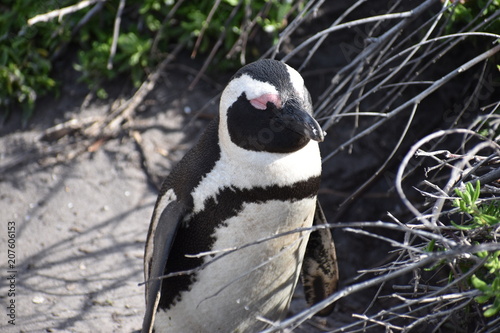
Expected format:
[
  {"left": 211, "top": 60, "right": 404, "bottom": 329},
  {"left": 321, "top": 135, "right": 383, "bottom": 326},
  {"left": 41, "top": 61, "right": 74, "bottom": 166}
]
[{"left": 142, "top": 59, "right": 338, "bottom": 333}]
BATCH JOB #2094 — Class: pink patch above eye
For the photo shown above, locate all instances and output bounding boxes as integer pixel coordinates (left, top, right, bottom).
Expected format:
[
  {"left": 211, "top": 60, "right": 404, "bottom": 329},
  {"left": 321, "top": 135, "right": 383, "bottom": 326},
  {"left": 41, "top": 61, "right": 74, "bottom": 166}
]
[{"left": 249, "top": 93, "right": 281, "bottom": 110}]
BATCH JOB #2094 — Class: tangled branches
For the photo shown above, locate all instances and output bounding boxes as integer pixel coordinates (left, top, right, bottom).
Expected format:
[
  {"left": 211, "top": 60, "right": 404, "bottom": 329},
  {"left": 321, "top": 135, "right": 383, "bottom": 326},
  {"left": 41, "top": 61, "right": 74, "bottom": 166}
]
[{"left": 259, "top": 0, "right": 500, "bottom": 332}]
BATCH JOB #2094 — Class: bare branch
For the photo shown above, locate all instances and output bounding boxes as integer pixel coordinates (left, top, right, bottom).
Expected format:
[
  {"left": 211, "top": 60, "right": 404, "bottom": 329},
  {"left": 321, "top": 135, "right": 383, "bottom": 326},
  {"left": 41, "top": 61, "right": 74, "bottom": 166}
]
[
  {"left": 322, "top": 43, "right": 500, "bottom": 163},
  {"left": 107, "top": 0, "right": 126, "bottom": 70},
  {"left": 28, "top": 0, "right": 106, "bottom": 25},
  {"left": 262, "top": 243, "right": 500, "bottom": 332},
  {"left": 191, "top": 0, "right": 222, "bottom": 59},
  {"left": 282, "top": 11, "right": 415, "bottom": 62}
]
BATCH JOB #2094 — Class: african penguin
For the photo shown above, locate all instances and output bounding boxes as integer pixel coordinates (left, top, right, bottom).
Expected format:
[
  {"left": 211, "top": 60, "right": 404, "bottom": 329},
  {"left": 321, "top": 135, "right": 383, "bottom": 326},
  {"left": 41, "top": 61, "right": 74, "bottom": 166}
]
[{"left": 142, "top": 59, "right": 338, "bottom": 333}]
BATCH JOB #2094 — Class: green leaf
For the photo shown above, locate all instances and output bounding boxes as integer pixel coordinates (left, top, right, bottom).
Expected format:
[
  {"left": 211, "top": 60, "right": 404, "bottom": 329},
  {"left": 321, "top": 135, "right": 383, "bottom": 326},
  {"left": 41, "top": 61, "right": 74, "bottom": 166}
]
[
  {"left": 454, "top": 187, "right": 464, "bottom": 201},
  {"left": 425, "top": 239, "right": 436, "bottom": 252},
  {"left": 480, "top": 214, "right": 500, "bottom": 226},
  {"left": 484, "top": 304, "right": 500, "bottom": 317},
  {"left": 459, "top": 200, "right": 468, "bottom": 212},
  {"left": 471, "top": 274, "right": 488, "bottom": 290},
  {"left": 223, "top": 0, "right": 239, "bottom": 6},
  {"left": 472, "top": 180, "right": 481, "bottom": 203},
  {"left": 424, "top": 260, "right": 445, "bottom": 272},
  {"left": 464, "top": 192, "right": 472, "bottom": 206},
  {"left": 450, "top": 220, "right": 475, "bottom": 230},
  {"left": 96, "top": 88, "right": 108, "bottom": 99},
  {"left": 145, "top": 15, "right": 161, "bottom": 31},
  {"left": 475, "top": 294, "right": 491, "bottom": 304},
  {"left": 492, "top": 276, "right": 500, "bottom": 289},
  {"left": 477, "top": 250, "right": 489, "bottom": 259}
]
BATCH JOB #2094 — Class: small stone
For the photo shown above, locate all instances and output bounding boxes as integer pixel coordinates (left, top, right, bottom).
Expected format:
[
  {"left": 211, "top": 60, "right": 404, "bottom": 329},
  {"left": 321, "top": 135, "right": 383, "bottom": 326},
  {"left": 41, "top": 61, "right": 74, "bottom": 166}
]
[
  {"left": 69, "top": 226, "right": 83, "bottom": 233},
  {"left": 32, "top": 296, "right": 45, "bottom": 304}
]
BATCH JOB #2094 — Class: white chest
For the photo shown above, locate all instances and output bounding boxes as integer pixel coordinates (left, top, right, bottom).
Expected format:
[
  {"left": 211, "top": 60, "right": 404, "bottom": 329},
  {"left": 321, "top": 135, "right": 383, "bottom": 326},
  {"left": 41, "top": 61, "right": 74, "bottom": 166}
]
[
  {"left": 154, "top": 197, "right": 317, "bottom": 332},
  {"left": 191, "top": 139, "right": 321, "bottom": 214}
]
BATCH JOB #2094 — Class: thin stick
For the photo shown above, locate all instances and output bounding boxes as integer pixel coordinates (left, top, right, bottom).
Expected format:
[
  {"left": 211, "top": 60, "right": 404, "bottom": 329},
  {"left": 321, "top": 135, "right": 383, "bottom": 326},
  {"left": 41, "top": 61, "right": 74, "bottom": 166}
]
[
  {"left": 282, "top": 11, "right": 415, "bottom": 62},
  {"left": 332, "top": 103, "right": 418, "bottom": 222},
  {"left": 191, "top": 0, "right": 221, "bottom": 59},
  {"left": 188, "top": 1, "right": 242, "bottom": 90},
  {"left": 28, "top": 0, "right": 105, "bottom": 25},
  {"left": 107, "top": 0, "right": 126, "bottom": 70},
  {"left": 298, "top": 0, "right": 366, "bottom": 71},
  {"left": 105, "top": 43, "right": 185, "bottom": 133},
  {"left": 261, "top": 243, "right": 500, "bottom": 332},
  {"left": 321, "top": 43, "right": 500, "bottom": 163}
]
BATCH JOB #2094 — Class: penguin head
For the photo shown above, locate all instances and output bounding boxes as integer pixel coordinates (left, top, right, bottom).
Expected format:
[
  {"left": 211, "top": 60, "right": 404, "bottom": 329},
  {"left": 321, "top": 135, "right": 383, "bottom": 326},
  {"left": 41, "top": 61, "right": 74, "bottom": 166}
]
[{"left": 219, "top": 59, "right": 325, "bottom": 154}]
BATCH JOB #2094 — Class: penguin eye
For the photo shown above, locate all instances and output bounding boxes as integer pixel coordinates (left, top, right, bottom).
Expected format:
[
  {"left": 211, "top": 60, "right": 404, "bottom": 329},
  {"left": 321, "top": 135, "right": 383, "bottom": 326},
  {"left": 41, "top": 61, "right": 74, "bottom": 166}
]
[{"left": 249, "top": 93, "right": 281, "bottom": 110}]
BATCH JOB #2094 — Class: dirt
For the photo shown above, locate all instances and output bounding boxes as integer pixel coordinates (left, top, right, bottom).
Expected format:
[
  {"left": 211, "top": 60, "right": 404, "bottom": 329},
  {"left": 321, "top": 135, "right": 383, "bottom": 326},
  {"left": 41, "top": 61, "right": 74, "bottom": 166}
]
[{"left": 0, "top": 59, "right": 218, "bottom": 332}]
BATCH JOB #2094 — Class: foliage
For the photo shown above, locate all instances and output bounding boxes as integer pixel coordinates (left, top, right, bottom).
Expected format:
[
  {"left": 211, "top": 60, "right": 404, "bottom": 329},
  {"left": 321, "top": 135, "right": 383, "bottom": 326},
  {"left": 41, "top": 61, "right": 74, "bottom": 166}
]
[
  {"left": 453, "top": 180, "right": 500, "bottom": 318},
  {"left": 443, "top": 0, "right": 500, "bottom": 34},
  {"left": 452, "top": 181, "right": 500, "bottom": 229},
  {"left": 0, "top": 0, "right": 59, "bottom": 124},
  {"left": 1, "top": 0, "right": 301, "bottom": 123},
  {"left": 441, "top": 0, "right": 500, "bottom": 76},
  {"left": 471, "top": 252, "right": 500, "bottom": 318}
]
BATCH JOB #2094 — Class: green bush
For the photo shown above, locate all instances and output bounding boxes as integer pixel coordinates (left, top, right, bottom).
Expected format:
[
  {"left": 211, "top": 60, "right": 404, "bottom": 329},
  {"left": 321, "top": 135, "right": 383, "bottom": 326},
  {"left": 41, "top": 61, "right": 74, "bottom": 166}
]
[
  {"left": 453, "top": 181, "right": 500, "bottom": 318},
  {"left": 1, "top": 0, "right": 301, "bottom": 124},
  {"left": 1, "top": 0, "right": 60, "bottom": 124},
  {"left": 443, "top": 0, "right": 500, "bottom": 34}
]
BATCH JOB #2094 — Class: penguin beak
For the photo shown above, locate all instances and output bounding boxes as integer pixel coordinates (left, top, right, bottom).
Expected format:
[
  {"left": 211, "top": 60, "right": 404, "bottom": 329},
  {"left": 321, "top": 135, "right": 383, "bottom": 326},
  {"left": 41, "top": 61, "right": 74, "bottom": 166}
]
[{"left": 275, "top": 101, "right": 325, "bottom": 142}]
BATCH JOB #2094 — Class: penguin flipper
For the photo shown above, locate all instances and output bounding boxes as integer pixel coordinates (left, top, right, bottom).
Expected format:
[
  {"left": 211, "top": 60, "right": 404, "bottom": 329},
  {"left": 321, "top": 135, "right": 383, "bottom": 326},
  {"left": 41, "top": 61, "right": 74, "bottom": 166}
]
[
  {"left": 142, "top": 200, "right": 184, "bottom": 333},
  {"left": 301, "top": 200, "right": 339, "bottom": 316}
]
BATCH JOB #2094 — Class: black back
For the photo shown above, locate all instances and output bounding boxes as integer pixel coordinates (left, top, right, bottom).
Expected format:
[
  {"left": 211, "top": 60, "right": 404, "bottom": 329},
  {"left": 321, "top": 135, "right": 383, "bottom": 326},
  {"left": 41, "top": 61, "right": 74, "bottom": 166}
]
[{"left": 147, "top": 118, "right": 220, "bottom": 309}]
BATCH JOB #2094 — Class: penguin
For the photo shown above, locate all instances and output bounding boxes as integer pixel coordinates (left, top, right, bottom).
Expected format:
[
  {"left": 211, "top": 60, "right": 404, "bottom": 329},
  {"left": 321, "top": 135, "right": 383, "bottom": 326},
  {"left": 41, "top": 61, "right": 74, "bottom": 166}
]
[{"left": 142, "top": 59, "right": 338, "bottom": 333}]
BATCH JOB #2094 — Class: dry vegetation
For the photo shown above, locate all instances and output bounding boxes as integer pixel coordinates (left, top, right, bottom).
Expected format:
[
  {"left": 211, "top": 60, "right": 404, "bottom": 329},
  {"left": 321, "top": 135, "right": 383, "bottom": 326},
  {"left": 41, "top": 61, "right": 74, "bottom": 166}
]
[{"left": 261, "top": 1, "right": 500, "bottom": 332}]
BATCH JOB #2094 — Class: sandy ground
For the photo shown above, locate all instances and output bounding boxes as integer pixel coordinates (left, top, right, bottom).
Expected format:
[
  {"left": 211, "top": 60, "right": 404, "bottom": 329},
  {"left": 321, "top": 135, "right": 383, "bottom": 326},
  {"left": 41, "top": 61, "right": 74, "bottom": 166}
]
[
  {"left": 1, "top": 136, "right": 151, "bottom": 332},
  {"left": 0, "top": 66, "right": 218, "bottom": 332}
]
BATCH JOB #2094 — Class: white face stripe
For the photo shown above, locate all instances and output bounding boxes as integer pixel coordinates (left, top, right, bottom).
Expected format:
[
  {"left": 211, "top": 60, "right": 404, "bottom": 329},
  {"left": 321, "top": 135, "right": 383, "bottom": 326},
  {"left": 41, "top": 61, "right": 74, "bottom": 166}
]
[
  {"left": 220, "top": 74, "right": 278, "bottom": 116},
  {"left": 219, "top": 74, "right": 280, "bottom": 159},
  {"left": 219, "top": 63, "right": 305, "bottom": 113},
  {"left": 285, "top": 64, "right": 306, "bottom": 100}
]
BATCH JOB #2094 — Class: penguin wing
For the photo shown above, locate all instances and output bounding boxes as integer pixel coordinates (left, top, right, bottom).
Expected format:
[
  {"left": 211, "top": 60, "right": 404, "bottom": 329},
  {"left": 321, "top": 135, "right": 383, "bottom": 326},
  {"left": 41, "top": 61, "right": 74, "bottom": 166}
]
[
  {"left": 142, "top": 199, "right": 184, "bottom": 333},
  {"left": 301, "top": 200, "right": 339, "bottom": 316}
]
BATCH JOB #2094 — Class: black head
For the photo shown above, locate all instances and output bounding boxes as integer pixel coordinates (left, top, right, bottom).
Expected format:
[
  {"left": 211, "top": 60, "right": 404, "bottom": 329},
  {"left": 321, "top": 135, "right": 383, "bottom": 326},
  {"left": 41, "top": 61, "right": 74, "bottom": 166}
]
[{"left": 219, "top": 59, "right": 324, "bottom": 154}]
